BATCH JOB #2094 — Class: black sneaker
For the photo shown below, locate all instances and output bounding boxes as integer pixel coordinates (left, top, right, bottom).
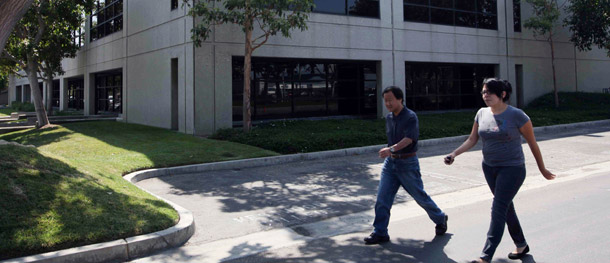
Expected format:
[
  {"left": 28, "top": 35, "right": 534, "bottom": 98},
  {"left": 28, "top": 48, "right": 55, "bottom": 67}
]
[
  {"left": 363, "top": 232, "right": 390, "bottom": 245},
  {"left": 435, "top": 215, "right": 448, "bottom": 235}
]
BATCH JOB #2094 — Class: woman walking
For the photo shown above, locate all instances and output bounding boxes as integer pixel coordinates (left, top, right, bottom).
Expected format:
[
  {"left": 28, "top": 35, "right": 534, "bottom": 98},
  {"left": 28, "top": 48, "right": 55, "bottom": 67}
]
[{"left": 443, "top": 78, "right": 556, "bottom": 263}]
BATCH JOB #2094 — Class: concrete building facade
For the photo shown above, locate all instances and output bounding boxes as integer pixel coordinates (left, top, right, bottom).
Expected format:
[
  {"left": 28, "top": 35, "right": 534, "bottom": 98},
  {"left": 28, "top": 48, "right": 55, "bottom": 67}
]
[{"left": 8, "top": 0, "right": 610, "bottom": 136}]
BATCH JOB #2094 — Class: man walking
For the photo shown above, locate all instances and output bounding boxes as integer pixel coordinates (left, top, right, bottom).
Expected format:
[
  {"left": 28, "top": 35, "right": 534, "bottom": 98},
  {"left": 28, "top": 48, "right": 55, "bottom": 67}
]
[{"left": 364, "top": 86, "right": 448, "bottom": 245}]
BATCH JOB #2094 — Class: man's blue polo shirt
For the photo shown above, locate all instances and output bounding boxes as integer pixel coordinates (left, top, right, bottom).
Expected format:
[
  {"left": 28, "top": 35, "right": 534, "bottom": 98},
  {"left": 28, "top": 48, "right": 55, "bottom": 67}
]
[{"left": 385, "top": 106, "right": 418, "bottom": 154}]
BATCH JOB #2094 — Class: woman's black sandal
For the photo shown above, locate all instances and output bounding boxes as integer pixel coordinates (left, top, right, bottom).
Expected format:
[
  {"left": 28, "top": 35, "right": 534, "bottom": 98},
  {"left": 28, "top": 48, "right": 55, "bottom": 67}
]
[{"left": 508, "top": 245, "right": 530, "bottom": 259}]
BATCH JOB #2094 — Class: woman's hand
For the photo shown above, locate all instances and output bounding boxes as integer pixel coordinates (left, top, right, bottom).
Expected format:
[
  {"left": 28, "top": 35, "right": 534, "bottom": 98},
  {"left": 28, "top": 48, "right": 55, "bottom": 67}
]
[
  {"left": 541, "top": 168, "right": 556, "bottom": 180},
  {"left": 444, "top": 153, "right": 456, "bottom": 165}
]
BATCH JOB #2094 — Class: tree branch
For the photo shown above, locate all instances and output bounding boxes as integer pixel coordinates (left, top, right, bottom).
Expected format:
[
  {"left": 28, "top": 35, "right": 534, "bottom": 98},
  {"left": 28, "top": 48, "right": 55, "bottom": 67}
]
[
  {"left": 32, "top": 2, "right": 46, "bottom": 46},
  {"left": 252, "top": 32, "right": 270, "bottom": 51},
  {"left": 1, "top": 50, "right": 26, "bottom": 68}
]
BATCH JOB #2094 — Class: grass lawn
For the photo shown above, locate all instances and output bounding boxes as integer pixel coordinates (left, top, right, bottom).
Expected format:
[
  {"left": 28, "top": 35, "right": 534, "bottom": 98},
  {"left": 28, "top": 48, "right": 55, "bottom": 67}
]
[
  {"left": 0, "top": 108, "right": 14, "bottom": 116},
  {"left": 0, "top": 121, "right": 277, "bottom": 260},
  {"left": 211, "top": 92, "right": 610, "bottom": 154}
]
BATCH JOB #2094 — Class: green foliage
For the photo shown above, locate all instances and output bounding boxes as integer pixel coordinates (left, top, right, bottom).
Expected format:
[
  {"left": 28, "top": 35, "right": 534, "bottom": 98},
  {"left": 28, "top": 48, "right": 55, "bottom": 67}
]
[
  {"left": 186, "top": 0, "right": 314, "bottom": 47},
  {"left": 0, "top": 121, "right": 276, "bottom": 259},
  {"left": 0, "top": 72, "right": 7, "bottom": 91},
  {"left": 564, "top": 0, "right": 610, "bottom": 56},
  {"left": 524, "top": 0, "right": 561, "bottom": 39},
  {"left": 211, "top": 92, "right": 610, "bottom": 154},
  {"left": 211, "top": 112, "right": 477, "bottom": 154},
  {"left": 10, "top": 101, "right": 36, "bottom": 111},
  {"left": 0, "top": 0, "right": 93, "bottom": 77}
]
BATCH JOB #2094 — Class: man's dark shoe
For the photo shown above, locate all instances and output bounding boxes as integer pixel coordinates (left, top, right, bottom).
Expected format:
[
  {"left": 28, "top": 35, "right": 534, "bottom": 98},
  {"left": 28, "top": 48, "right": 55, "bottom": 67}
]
[
  {"left": 364, "top": 233, "right": 390, "bottom": 245},
  {"left": 435, "top": 215, "right": 448, "bottom": 235}
]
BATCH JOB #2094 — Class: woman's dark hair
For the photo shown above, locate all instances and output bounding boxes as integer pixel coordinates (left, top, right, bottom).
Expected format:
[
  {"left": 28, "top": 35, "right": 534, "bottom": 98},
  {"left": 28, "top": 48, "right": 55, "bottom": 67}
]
[
  {"left": 482, "top": 78, "right": 512, "bottom": 102},
  {"left": 382, "top": 86, "right": 404, "bottom": 101}
]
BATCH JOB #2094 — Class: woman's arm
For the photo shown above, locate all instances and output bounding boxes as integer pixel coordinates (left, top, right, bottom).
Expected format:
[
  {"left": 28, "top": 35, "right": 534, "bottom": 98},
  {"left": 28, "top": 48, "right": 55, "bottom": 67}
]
[
  {"left": 444, "top": 122, "right": 480, "bottom": 165},
  {"left": 519, "top": 120, "right": 556, "bottom": 180}
]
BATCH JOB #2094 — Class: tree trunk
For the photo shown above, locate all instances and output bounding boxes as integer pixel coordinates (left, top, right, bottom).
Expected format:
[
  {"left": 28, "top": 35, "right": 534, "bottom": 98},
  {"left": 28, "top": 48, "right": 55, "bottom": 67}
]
[
  {"left": 45, "top": 74, "right": 54, "bottom": 115},
  {"left": 549, "top": 32, "right": 559, "bottom": 108},
  {"left": 25, "top": 58, "right": 49, "bottom": 127},
  {"left": 0, "top": 0, "right": 35, "bottom": 53},
  {"left": 242, "top": 17, "right": 253, "bottom": 132}
]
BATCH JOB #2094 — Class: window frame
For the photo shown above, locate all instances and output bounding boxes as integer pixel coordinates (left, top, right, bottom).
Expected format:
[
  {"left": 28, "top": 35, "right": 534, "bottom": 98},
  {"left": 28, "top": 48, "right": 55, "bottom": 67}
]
[
  {"left": 312, "top": 0, "right": 380, "bottom": 19},
  {"left": 403, "top": 0, "right": 498, "bottom": 30},
  {"left": 90, "top": 0, "right": 123, "bottom": 42}
]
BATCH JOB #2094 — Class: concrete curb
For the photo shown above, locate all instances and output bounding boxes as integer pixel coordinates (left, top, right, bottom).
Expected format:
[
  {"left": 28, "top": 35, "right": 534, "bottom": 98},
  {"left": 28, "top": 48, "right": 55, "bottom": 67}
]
[{"left": 2, "top": 119, "right": 608, "bottom": 263}]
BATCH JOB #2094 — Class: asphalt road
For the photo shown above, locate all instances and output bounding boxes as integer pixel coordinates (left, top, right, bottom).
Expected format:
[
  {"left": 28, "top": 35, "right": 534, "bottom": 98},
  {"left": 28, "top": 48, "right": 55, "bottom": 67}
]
[
  {"left": 223, "top": 170, "right": 610, "bottom": 263},
  {"left": 132, "top": 124, "right": 610, "bottom": 263}
]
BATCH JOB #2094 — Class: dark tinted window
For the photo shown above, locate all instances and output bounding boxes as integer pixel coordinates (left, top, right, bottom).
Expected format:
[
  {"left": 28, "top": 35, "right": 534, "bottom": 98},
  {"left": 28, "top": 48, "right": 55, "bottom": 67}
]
[
  {"left": 405, "top": 62, "right": 496, "bottom": 111},
  {"left": 313, "top": 0, "right": 379, "bottom": 18},
  {"left": 90, "top": 0, "right": 123, "bottom": 41},
  {"left": 348, "top": 0, "right": 380, "bottom": 18},
  {"left": 513, "top": 0, "right": 521, "bottom": 32},
  {"left": 313, "top": 0, "right": 346, "bottom": 15},
  {"left": 404, "top": 5, "right": 429, "bottom": 23},
  {"left": 233, "top": 57, "right": 378, "bottom": 122},
  {"left": 404, "top": 0, "right": 497, "bottom": 30},
  {"left": 431, "top": 8, "right": 454, "bottom": 25}
]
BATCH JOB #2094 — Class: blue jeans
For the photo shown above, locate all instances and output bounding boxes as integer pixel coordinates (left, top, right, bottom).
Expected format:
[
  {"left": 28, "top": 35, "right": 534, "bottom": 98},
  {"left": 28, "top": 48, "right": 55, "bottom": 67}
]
[
  {"left": 480, "top": 163, "right": 528, "bottom": 262},
  {"left": 373, "top": 156, "right": 446, "bottom": 236}
]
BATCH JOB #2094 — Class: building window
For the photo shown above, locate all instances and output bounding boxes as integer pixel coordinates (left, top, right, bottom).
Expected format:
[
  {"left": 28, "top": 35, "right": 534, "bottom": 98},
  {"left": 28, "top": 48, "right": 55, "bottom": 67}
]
[
  {"left": 513, "top": 0, "right": 521, "bottom": 32},
  {"left": 52, "top": 80, "right": 60, "bottom": 107},
  {"left": 15, "top": 86, "right": 22, "bottom": 102},
  {"left": 73, "top": 26, "right": 84, "bottom": 47},
  {"left": 24, "top": 85, "right": 31, "bottom": 102},
  {"left": 313, "top": 0, "right": 380, "bottom": 18},
  {"left": 73, "top": 13, "right": 86, "bottom": 47},
  {"left": 233, "top": 58, "right": 378, "bottom": 122},
  {"left": 404, "top": 0, "right": 498, "bottom": 30},
  {"left": 171, "top": 0, "right": 178, "bottom": 10},
  {"left": 95, "top": 71, "right": 122, "bottom": 114},
  {"left": 67, "top": 78, "right": 85, "bottom": 110},
  {"left": 405, "top": 62, "right": 496, "bottom": 111},
  {"left": 90, "top": 0, "right": 123, "bottom": 42}
]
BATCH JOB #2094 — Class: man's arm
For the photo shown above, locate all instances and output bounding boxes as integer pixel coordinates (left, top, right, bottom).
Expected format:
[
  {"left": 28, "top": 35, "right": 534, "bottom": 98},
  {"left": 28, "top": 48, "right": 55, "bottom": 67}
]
[{"left": 379, "top": 137, "right": 412, "bottom": 158}]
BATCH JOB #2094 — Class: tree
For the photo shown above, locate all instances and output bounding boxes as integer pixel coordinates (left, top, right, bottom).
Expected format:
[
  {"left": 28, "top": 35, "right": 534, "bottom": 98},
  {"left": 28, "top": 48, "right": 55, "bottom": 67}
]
[
  {"left": 524, "top": 0, "right": 562, "bottom": 108},
  {"left": 185, "top": 0, "right": 314, "bottom": 132},
  {"left": 0, "top": 0, "right": 35, "bottom": 53},
  {"left": 0, "top": 0, "right": 92, "bottom": 126},
  {"left": 564, "top": 0, "right": 610, "bottom": 57}
]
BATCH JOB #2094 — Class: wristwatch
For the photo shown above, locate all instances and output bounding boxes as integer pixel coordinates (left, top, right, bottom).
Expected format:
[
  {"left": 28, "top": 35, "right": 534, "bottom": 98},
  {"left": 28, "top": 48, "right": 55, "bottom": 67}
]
[{"left": 390, "top": 146, "right": 396, "bottom": 153}]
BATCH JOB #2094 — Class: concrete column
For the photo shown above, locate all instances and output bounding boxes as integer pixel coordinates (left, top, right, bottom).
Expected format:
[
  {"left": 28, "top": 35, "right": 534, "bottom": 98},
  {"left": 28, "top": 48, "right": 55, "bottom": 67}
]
[
  {"left": 59, "top": 78, "right": 68, "bottom": 111},
  {"left": 42, "top": 81, "right": 48, "bottom": 108},
  {"left": 84, "top": 72, "right": 95, "bottom": 115},
  {"left": 8, "top": 74, "right": 15, "bottom": 106}
]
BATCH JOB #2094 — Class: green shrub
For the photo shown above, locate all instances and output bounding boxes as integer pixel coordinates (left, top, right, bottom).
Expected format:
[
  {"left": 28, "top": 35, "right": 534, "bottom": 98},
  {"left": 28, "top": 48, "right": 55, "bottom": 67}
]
[{"left": 10, "top": 101, "right": 36, "bottom": 112}]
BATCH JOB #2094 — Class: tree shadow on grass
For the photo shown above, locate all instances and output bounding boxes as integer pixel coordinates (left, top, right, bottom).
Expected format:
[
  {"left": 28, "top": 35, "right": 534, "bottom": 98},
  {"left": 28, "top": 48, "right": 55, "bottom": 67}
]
[{"left": 0, "top": 144, "right": 176, "bottom": 260}]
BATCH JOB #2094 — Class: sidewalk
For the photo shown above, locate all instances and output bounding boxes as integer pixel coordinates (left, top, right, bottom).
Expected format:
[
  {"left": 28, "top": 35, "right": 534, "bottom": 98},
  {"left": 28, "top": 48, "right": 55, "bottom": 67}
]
[
  {"left": 129, "top": 120, "right": 610, "bottom": 263},
  {"left": 3, "top": 120, "right": 610, "bottom": 263}
]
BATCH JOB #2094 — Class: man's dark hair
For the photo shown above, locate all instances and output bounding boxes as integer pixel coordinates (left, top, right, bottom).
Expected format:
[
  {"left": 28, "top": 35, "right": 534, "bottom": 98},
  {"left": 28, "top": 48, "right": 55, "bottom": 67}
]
[
  {"left": 382, "top": 86, "right": 404, "bottom": 101},
  {"left": 483, "top": 78, "right": 512, "bottom": 102}
]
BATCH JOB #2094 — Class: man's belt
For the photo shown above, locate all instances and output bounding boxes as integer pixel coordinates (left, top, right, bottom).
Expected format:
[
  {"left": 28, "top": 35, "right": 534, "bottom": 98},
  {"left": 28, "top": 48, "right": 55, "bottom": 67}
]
[{"left": 390, "top": 152, "right": 417, "bottom": 159}]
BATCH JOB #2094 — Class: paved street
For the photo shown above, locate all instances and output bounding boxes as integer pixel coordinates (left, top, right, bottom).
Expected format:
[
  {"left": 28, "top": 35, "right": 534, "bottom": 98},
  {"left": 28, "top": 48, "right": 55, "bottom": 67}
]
[{"left": 132, "top": 124, "right": 610, "bottom": 262}]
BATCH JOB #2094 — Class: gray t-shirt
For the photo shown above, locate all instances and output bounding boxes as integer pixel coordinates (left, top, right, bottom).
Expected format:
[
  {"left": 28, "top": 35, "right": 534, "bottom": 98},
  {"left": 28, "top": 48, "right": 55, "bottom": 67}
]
[{"left": 475, "top": 105, "right": 530, "bottom": 167}]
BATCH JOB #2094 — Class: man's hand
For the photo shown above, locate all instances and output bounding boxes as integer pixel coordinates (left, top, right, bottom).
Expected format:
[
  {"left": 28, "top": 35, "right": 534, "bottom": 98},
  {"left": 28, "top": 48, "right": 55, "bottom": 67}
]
[{"left": 379, "top": 147, "right": 392, "bottom": 158}]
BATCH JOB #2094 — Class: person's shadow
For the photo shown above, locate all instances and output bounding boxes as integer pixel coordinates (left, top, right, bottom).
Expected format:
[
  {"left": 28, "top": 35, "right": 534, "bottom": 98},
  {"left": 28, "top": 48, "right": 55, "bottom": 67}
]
[
  {"left": 496, "top": 254, "right": 537, "bottom": 263},
  {"left": 382, "top": 234, "right": 457, "bottom": 263}
]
